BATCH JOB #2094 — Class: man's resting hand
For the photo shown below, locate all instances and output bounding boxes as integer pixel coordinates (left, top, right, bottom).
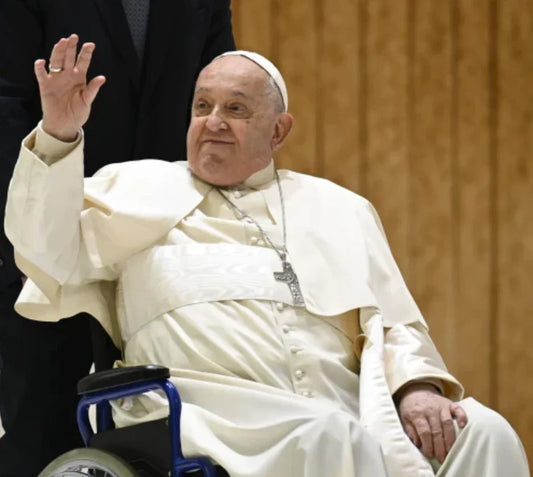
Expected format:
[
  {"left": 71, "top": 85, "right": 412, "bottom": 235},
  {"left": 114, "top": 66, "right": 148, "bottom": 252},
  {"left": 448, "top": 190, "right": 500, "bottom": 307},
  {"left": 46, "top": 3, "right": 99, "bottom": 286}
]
[
  {"left": 396, "top": 382, "right": 467, "bottom": 463},
  {"left": 34, "top": 34, "right": 105, "bottom": 142}
]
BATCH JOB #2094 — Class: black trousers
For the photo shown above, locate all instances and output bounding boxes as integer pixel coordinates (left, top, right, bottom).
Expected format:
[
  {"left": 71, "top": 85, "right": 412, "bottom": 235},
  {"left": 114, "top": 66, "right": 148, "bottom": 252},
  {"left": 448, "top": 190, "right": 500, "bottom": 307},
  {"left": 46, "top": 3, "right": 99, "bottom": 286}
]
[{"left": 0, "top": 280, "right": 119, "bottom": 477}]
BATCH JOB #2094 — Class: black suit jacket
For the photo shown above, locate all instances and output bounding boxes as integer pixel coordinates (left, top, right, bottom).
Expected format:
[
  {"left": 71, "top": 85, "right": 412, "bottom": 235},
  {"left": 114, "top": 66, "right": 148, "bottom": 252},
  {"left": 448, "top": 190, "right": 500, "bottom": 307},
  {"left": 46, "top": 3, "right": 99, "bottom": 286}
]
[{"left": 0, "top": 0, "right": 235, "bottom": 287}]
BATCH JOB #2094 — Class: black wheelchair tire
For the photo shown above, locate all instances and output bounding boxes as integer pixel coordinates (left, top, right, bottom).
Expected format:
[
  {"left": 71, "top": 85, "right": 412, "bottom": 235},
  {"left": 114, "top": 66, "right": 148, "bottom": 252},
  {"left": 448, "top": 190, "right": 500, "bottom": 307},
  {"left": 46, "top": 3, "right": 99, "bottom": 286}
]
[{"left": 38, "top": 447, "right": 136, "bottom": 477}]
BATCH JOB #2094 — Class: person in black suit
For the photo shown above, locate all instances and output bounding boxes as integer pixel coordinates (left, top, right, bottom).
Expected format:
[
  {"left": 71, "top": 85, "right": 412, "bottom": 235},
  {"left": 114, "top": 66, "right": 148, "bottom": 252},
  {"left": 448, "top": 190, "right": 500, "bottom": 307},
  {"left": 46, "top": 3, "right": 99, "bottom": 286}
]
[{"left": 0, "top": 1, "right": 235, "bottom": 475}]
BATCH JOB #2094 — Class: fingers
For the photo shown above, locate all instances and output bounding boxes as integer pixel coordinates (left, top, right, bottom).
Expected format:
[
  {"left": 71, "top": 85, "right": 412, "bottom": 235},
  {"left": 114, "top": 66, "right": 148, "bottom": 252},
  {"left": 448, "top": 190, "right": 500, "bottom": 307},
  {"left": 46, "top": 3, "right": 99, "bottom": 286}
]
[
  {"left": 411, "top": 415, "right": 446, "bottom": 463},
  {"left": 75, "top": 42, "right": 96, "bottom": 76},
  {"left": 428, "top": 414, "right": 446, "bottom": 463},
  {"left": 34, "top": 59, "right": 48, "bottom": 85},
  {"left": 63, "top": 34, "right": 79, "bottom": 70},
  {"left": 409, "top": 416, "right": 432, "bottom": 459},
  {"left": 83, "top": 75, "right": 106, "bottom": 105},
  {"left": 38, "top": 35, "right": 103, "bottom": 99},
  {"left": 48, "top": 35, "right": 97, "bottom": 77},
  {"left": 403, "top": 421, "right": 421, "bottom": 448},
  {"left": 451, "top": 403, "right": 468, "bottom": 428},
  {"left": 48, "top": 36, "right": 70, "bottom": 71},
  {"left": 441, "top": 406, "right": 456, "bottom": 453}
]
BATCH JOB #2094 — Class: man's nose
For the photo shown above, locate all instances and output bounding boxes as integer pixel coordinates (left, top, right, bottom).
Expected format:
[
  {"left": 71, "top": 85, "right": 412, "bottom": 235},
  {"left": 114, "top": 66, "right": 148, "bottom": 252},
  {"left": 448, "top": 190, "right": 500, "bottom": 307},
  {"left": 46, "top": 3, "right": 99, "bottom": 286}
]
[{"left": 205, "top": 108, "right": 228, "bottom": 131}]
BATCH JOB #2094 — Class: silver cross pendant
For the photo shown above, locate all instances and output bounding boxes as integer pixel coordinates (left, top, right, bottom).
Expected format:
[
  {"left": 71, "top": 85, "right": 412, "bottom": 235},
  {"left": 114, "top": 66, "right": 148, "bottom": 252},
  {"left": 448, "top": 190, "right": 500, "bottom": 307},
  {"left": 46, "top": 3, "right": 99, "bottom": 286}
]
[{"left": 274, "top": 259, "right": 305, "bottom": 307}]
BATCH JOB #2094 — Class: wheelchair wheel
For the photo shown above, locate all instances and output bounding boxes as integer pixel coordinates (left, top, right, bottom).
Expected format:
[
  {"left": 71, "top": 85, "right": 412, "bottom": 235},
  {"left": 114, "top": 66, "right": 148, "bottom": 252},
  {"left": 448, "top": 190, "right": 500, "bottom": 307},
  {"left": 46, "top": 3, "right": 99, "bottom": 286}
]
[{"left": 38, "top": 448, "right": 136, "bottom": 477}]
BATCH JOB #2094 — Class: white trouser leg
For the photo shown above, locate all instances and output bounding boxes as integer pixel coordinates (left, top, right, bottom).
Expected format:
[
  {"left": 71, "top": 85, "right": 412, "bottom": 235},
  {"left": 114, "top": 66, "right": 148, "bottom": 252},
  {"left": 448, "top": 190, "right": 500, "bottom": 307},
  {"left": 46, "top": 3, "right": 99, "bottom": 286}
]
[
  {"left": 434, "top": 397, "right": 530, "bottom": 477},
  {"left": 178, "top": 385, "right": 390, "bottom": 477}
]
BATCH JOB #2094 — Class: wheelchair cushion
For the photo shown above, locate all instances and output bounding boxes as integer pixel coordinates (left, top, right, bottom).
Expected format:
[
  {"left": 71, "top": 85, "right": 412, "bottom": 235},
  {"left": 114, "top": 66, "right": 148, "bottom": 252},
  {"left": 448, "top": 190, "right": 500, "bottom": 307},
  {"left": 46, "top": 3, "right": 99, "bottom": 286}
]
[{"left": 77, "top": 364, "right": 170, "bottom": 394}]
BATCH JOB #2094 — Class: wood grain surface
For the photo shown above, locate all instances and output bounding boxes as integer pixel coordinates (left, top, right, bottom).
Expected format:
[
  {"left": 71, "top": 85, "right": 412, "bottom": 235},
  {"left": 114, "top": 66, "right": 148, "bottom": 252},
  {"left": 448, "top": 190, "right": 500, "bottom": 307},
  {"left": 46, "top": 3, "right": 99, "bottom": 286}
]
[{"left": 231, "top": 0, "right": 533, "bottom": 465}]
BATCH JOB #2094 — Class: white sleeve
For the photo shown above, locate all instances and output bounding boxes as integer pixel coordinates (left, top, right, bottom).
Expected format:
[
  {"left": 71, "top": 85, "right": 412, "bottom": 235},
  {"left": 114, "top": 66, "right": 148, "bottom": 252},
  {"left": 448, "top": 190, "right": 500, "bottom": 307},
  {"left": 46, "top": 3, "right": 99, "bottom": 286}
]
[
  {"left": 384, "top": 322, "right": 464, "bottom": 400},
  {"left": 5, "top": 126, "right": 117, "bottom": 285}
]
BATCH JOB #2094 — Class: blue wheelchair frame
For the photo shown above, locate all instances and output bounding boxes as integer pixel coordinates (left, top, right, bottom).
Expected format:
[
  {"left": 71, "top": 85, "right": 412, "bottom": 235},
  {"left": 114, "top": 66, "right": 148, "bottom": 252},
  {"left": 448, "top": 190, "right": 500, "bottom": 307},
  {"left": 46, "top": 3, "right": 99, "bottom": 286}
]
[{"left": 76, "top": 371, "right": 216, "bottom": 477}]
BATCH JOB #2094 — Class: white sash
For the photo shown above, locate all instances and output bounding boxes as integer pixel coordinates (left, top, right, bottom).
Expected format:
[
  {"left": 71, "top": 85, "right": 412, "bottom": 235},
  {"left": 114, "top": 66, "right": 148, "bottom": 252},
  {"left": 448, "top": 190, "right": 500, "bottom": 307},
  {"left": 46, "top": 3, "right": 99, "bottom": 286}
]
[{"left": 119, "top": 243, "right": 294, "bottom": 340}]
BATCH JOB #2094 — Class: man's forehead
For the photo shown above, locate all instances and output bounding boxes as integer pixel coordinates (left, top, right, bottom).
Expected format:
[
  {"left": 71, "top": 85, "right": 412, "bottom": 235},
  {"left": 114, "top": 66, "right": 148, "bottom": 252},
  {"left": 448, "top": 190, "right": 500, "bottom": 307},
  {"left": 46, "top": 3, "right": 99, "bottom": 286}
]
[
  {"left": 194, "top": 85, "right": 250, "bottom": 99},
  {"left": 194, "top": 58, "right": 268, "bottom": 95}
]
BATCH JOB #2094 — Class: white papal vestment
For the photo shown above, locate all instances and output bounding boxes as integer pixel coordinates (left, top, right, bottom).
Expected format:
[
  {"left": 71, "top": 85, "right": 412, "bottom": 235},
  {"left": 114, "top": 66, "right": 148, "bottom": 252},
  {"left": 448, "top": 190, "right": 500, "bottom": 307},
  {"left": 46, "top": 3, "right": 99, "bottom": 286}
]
[{"left": 5, "top": 127, "right": 530, "bottom": 477}]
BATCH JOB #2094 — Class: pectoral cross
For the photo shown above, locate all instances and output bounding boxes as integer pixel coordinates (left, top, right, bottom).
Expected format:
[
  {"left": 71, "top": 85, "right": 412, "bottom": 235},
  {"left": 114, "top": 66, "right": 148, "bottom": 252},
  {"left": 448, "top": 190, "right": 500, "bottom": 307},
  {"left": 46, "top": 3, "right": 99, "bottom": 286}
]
[{"left": 274, "top": 257, "right": 305, "bottom": 307}]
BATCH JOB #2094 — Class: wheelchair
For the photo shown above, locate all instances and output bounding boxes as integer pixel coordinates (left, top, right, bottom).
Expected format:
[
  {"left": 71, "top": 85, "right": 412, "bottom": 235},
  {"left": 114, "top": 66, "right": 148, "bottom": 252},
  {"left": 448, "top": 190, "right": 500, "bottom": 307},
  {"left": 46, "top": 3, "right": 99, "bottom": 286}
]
[{"left": 39, "top": 364, "right": 229, "bottom": 477}]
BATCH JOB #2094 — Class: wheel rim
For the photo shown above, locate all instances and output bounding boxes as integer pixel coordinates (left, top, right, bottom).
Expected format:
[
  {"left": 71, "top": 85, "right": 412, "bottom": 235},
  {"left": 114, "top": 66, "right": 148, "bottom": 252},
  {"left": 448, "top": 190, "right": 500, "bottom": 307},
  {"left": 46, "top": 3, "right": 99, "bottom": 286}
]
[{"left": 39, "top": 448, "right": 136, "bottom": 477}]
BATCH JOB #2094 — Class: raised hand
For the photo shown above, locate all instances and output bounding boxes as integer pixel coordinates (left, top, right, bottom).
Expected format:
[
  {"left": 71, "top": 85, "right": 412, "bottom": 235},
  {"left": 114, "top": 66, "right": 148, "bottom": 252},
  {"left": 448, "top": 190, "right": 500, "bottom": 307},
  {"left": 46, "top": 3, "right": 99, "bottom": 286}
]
[{"left": 34, "top": 34, "right": 106, "bottom": 142}]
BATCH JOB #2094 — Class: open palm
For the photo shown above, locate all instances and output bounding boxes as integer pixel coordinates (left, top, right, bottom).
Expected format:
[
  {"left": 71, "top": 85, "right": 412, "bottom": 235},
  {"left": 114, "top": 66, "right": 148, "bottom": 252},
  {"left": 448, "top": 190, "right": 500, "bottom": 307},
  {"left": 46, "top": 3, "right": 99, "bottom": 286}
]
[{"left": 35, "top": 34, "right": 106, "bottom": 142}]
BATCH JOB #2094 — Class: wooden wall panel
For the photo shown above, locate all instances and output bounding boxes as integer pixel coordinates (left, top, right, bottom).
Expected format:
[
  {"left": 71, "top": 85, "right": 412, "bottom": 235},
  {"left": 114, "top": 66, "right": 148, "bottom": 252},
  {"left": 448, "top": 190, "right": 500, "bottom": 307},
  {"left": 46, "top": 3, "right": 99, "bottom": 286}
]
[
  {"left": 453, "top": 0, "right": 492, "bottom": 402},
  {"left": 274, "top": 0, "right": 320, "bottom": 174},
  {"left": 231, "top": 0, "right": 533, "bottom": 463},
  {"left": 231, "top": 0, "right": 274, "bottom": 57},
  {"left": 364, "top": 0, "right": 410, "bottom": 275},
  {"left": 497, "top": 0, "right": 533, "bottom": 464},
  {"left": 320, "top": 0, "right": 362, "bottom": 191},
  {"left": 409, "top": 2, "right": 455, "bottom": 357}
]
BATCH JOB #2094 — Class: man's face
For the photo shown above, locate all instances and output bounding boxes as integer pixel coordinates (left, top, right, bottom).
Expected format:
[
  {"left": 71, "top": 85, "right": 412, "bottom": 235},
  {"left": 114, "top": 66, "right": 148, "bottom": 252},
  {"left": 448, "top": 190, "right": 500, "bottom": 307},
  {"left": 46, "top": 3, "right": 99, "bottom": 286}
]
[{"left": 187, "top": 56, "right": 287, "bottom": 186}]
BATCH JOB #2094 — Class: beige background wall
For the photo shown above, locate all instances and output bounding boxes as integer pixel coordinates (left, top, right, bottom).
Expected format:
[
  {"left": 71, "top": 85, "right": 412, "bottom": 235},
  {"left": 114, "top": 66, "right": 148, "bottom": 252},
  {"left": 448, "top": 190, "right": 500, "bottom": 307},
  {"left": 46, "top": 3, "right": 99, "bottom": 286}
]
[{"left": 232, "top": 0, "right": 533, "bottom": 465}]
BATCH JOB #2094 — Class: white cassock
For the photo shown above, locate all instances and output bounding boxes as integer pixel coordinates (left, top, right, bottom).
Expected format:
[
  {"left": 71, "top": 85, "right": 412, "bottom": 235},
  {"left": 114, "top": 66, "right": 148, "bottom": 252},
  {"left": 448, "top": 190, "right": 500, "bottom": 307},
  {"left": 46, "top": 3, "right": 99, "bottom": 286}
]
[{"left": 5, "top": 127, "right": 530, "bottom": 477}]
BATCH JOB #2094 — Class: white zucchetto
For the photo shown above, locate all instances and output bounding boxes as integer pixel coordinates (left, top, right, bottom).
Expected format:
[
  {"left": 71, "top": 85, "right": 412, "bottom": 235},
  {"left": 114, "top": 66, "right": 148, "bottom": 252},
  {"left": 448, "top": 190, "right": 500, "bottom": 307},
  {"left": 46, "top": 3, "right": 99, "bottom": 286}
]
[{"left": 215, "top": 50, "right": 288, "bottom": 112}]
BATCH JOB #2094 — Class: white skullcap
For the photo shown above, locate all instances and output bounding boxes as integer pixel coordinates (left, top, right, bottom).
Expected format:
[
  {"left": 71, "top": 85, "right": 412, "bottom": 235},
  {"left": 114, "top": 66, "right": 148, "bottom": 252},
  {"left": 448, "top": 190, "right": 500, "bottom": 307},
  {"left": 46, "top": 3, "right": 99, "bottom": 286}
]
[{"left": 215, "top": 50, "right": 288, "bottom": 111}]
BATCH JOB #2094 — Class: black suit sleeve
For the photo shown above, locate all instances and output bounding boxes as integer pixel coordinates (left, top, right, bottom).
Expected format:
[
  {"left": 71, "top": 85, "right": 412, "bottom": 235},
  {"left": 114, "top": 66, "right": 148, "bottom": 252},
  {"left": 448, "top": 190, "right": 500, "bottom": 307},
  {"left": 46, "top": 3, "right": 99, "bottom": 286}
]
[
  {"left": 0, "top": 0, "right": 44, "bottom": 286},
  {"left": 199, "top": 0, "right": 236, "bottom": 70}
]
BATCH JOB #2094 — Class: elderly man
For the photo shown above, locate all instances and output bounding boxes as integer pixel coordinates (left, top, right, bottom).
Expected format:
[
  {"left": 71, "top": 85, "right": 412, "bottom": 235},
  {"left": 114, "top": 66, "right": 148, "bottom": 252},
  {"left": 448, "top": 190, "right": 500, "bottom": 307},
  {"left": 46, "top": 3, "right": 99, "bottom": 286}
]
[{"left": 5, "top": 39, "right": 529, "bottom": 476}]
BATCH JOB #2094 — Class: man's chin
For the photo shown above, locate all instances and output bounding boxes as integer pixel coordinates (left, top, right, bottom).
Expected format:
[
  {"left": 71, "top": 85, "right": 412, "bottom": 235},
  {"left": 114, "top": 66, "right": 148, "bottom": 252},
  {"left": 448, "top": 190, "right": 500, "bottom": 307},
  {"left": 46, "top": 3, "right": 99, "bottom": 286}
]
[
  {"left": 190, "top": 168, "right": 242, "bottom": 187},
  {"left": 188, "top": 156, "right": 245, "bottom": 187},
  {"left": 206, "top": 175, "right": 244, "bottom": 187}
]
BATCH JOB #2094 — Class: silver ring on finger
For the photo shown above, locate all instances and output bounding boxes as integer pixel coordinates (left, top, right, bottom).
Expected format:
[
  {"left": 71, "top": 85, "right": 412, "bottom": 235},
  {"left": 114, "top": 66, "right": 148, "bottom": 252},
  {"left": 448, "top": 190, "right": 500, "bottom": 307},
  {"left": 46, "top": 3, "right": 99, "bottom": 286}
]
[{"left": 49, "top": 66, "right": 63, "bottom": 73}]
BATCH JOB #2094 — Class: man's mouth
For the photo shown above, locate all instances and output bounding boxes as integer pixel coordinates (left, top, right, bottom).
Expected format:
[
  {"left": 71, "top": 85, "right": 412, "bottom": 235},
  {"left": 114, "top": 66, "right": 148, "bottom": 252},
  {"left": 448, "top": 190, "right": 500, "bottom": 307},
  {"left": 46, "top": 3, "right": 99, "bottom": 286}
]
[{"left": 202, "top": 139, "right": 234, "bottom": 146}]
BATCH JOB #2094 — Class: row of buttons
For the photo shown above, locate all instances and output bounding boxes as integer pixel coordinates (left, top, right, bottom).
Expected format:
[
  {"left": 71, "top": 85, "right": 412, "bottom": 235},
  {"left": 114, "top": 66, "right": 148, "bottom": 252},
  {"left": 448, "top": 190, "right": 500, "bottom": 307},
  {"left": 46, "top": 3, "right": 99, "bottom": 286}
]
[
  {"left": 274, "top": 302, "right": 313, "bottom": 398},
  {"left": 250, "top": 236, "right": 265, "bottom": 246}
]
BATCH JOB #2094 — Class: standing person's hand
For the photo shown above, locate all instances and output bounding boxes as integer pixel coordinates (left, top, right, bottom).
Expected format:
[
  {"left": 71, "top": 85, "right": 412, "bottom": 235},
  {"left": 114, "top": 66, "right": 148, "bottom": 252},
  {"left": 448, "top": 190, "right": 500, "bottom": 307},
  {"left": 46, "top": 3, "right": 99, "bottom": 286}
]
[{"left": 34, "top": 34, "right": 105, "bottom": 142}]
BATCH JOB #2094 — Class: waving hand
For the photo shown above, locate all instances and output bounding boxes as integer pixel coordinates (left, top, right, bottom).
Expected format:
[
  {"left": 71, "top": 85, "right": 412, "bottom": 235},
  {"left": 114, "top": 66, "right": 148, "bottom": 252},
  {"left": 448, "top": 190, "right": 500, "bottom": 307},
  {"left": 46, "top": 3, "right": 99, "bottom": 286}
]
[{"left": 34, "top": 34, "right": 106, "bottom": 142}]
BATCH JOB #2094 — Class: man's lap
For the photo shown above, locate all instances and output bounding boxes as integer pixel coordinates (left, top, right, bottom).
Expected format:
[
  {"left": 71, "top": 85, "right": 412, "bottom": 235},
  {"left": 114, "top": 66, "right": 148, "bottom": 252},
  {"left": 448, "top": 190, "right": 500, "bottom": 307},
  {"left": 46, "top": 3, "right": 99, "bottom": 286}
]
[{"left": 432, "top": 397, "right": 529, "bottom": 476}]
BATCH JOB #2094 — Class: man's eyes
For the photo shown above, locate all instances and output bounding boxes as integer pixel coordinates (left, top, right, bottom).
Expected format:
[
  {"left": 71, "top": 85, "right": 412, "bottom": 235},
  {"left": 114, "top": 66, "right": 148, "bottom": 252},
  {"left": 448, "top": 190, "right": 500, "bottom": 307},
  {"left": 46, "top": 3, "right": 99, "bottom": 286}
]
[
  {"left": 226, "top": 103, "right": 252, "bottom": 118},
  {"left": 227, "top": 103, "right": 244, "bottom": 112},
  {"left": 192, "top": 101, "right": 250, "bottom": 117}
]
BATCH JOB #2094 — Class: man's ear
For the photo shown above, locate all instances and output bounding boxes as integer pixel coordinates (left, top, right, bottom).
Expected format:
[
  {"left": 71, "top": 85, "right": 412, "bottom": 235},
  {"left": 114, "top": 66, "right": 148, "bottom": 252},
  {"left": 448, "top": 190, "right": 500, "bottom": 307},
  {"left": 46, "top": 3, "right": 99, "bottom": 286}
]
[{"left": 271, "top": 113, "right": 294, "bottom": 153}]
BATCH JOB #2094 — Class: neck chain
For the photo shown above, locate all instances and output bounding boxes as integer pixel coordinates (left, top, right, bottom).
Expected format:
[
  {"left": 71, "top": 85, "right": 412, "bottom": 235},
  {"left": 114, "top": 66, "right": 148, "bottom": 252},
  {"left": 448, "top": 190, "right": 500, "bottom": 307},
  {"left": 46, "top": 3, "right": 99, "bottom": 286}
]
[{"left": 216, "top": 170, "right": 305, "bottom": 307}]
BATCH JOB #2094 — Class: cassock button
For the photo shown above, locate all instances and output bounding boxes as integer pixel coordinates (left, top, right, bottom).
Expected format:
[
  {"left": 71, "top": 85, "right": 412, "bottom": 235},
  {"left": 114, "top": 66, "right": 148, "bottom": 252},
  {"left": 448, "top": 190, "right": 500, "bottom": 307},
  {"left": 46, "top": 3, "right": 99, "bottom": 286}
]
[
  {"left": 233, "top": 190, "right": 242, "bottom": 198},
  {"left": 302, "top": 391, "right": 313, "bottom": 398},
  {"left": 276, "top": 302, "right": 285, "bottom": 311},
  {"left": 281, "top": 325, "right": 291, "bottom": 334},
  {"left": 295, "top": 369, "right": 305, "bottom": 380},
  {"left": 290, "top": 346, "right": 302, "bottom": 354},
  {"left": 251, "top": 237, "right": 259, "bottom": 245},
  {"left": 257, "top": 239, "right": 265, "bottom": 246}
]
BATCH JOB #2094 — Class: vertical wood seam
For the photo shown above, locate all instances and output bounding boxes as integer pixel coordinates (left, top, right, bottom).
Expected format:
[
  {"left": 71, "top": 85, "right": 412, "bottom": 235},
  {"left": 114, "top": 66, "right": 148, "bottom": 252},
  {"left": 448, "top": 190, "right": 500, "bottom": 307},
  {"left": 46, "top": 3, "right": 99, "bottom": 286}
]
[
  {"left": 450, "top": 0, "right": 460, "bottom": 371},
  {"left": 488, "top": 0, "right": 500, "bottom": 410},
  {"left": 232, "top": 0, "right": 241, "bottom": 44},
  {"left": 271, "top": 0, "right": 279, "bottom": 64},
  {"left": 315, "top": 0, "right": 324, "bottom": 177},
  {"left": 406, "top": 0, "right": 415, "bottom": 276},
  {"left": 358, "top": 0, "right": 368, "bottom": 195}
]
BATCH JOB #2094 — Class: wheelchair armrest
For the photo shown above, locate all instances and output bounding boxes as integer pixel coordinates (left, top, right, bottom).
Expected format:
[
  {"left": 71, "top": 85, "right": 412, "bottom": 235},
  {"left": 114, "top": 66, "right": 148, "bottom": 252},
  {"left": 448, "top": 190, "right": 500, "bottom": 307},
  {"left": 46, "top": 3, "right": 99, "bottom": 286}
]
[{"left": 77, "top": 364, "right": 171, "bottom": 395}]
